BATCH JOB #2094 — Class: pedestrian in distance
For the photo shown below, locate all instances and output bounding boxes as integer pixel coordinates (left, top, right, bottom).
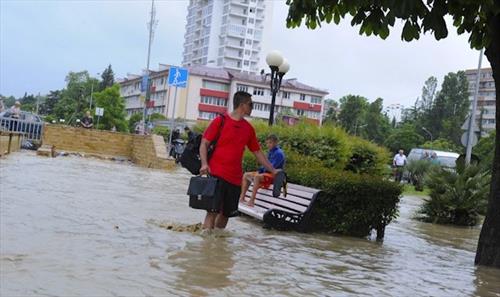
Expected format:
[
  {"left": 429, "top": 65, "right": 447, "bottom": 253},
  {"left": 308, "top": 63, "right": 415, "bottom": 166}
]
[
  {"left": 393, "top": 149, "right": 407, "bottom": 183},
  {"left": 81, "top": 111, "right": 93, "bottom": 129}
]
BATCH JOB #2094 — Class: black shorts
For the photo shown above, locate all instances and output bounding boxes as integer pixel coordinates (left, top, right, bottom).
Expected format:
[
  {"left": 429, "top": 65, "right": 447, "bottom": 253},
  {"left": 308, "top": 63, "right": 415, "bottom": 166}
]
[{"left": 210, "top": 177, "right": 241, "bottom": 218}]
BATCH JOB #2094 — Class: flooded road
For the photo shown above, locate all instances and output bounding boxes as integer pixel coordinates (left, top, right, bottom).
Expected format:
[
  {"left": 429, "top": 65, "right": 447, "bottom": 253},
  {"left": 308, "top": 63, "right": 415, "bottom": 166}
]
[{"left": 1, "top": 152, "right": 499, "bottom": 296}]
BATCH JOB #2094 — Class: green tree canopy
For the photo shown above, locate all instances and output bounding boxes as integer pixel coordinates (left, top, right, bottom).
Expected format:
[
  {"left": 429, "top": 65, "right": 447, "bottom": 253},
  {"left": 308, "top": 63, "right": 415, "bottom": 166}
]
[
  {"left": 93, "top": 84, "right": 127, "bottom": 132},
  {"left": 384, "top": 123, "right": 424, "bottom": 154},
  {"left": 338, "top": 95, "right": 368, "bottom": 135},
  {"left": 100, "top": 65, "right": 115, "bottom": 91}
]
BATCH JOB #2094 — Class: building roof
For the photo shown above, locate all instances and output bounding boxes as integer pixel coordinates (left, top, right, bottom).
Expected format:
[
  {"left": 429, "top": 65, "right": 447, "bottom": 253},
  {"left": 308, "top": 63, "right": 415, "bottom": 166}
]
[
  {"left": 187, "top": 65, "right": 231, "bottom": 81},
  {"left": 118, "top": 65, "right": 329, "bottom": 95},
  {"left": 228, "top": 71, "right": 329, "bottom": 95}
]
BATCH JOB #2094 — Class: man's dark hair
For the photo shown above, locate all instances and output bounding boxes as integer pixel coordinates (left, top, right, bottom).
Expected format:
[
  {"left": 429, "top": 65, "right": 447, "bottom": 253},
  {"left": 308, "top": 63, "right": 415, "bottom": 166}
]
[
  {"left": 266, "top": 134, "right": 279, "bottom": 143},
  {"left": 233, "top": 91, "right": 252, "bottom": 109}
]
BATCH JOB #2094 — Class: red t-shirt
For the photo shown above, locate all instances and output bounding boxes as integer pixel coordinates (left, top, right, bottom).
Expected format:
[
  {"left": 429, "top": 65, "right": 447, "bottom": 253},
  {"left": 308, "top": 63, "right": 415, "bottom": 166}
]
[{"left": 203, "top": 113, "right": 260, "bottom": 186}]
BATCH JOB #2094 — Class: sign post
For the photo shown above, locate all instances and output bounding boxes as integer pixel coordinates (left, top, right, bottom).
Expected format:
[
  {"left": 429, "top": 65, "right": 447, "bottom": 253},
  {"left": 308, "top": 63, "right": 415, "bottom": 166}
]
[
  {"left": 167, "top": 67, "right": 189, "bottom": 152},
  {"left": 95, "top": 107, "right": 104, "bottom": 129}
]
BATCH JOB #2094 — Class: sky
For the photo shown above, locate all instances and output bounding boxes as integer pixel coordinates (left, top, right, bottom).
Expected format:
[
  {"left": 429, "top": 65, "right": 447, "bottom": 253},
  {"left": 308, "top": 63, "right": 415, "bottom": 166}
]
[{"left": 0, "top": 0, "right": 491, "bottom": 111}]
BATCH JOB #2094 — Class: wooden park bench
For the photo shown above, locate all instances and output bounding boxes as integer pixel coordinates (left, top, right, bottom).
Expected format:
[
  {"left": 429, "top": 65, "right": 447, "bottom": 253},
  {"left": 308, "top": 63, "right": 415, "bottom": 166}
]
[{"left": 238, "top": 183, "right": 323, "bottom": 231}]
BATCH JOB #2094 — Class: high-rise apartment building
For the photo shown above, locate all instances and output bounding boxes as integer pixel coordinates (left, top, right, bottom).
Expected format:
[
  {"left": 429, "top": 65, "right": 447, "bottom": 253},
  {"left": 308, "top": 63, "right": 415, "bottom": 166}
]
[
  {"left": 182, "top": 0, "right": 273, "bottom": 74},
  {"left": 465, "top": 67, "right": 496, "bottom": 135}
]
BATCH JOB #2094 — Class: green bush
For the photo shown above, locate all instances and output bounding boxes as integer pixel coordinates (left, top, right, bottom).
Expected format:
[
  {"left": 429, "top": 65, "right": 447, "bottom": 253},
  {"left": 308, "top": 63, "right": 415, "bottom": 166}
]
[
  {"left": 152, "top": 126, "right": 170, "bottom": 142},
  {"left": 287, "top": 164, "right": 401, "bottom": 239},
  {"left": 128, "top": 113, "right": 143, "bottom": 133},
  {"left": 149, "top": 113, "right": 166, "bottom": 121},
  {"left": 244, "top": 149, "right": 402, "bottom": 238},
  {"left": 419, "top": 165, "right": 490, "bottom": 226},
  {"left": 251, "top": 121, "right": 390, "bottom": 173}
]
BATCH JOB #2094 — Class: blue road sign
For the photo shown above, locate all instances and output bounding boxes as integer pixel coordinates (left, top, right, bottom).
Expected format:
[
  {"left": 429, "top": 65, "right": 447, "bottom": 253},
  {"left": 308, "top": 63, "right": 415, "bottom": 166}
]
[
  {"left": 168, "top": 67, "right": 189, "bottom": 88},
  {"left": 141, "top": 75, "right": 149, "bottom": 92}
]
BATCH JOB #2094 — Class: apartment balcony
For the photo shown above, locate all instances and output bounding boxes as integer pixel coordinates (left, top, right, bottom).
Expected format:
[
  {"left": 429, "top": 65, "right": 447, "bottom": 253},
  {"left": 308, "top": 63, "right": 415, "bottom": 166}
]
[
  {"left": 231, "top": 0, "right": 249, "bottom": 8},
  {"left": 229, "top": 8, "right": 248, "bottom": 18}
]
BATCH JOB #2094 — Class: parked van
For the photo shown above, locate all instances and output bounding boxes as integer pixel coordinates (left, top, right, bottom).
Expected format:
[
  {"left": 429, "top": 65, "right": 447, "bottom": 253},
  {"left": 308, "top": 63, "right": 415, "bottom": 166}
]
[{"left": 407, "top": 148, "right": 460, "bottom": 169}]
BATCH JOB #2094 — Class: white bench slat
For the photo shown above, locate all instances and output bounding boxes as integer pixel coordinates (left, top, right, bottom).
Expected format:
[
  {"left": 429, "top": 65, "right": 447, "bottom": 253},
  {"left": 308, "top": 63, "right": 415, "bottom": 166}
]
[
  {"left": 238, "top": 204, "right": 266, "bottom": 220},
  {"left": 248, "top": 186, "right": 312, "bottom": 207},
  {"left": 242, "top": 192, "right": 308, "bottom": 213}
]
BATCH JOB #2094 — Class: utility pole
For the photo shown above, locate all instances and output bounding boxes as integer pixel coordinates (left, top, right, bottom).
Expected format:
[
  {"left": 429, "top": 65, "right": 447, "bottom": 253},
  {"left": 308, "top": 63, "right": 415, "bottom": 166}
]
[
  {"left": 465, "top": 49, "right": 484, "bottom": 165},
  {"left": 35, "top": 92, "right": 40, "bottom": 114},
  {"left": 142, "top": 0, "right": 158, "bottom": 134}
]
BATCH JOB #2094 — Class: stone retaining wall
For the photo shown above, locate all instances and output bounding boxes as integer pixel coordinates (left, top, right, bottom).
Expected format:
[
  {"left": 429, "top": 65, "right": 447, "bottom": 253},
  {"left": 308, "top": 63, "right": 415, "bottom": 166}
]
[{"left": 41, "top": 125, "right": 174, "bottom": 170}]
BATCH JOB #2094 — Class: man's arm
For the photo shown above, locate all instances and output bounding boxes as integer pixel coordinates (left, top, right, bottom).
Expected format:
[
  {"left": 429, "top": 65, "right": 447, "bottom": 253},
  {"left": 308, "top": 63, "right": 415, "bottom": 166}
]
[
  {"left": 199, "top": 138, "right": 210, "bottom": 175},
  {"left": 253, "top": 150, "right": 278, "bottom": 175}
]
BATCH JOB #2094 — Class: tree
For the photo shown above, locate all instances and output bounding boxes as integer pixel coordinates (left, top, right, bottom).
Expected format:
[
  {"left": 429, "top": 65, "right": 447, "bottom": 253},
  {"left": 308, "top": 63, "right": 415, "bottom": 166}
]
[
  {"left": 93, "top": 84, "right": 127, "bottom": 132},
  {"left": 384, "top": 123, "right": 424, "bottom": 154},
  {"left": 362, "top": 97, "right": 391, "bottom": 144},
  {"left": 39, "top": 90, "right": 61, "bottom": 115},
  {"left": 428, "top": 72, "right": 469, "bottom": 144},
  {"left": 323, "top": 99, "right": 339, "bottom": 124},
  {"left": 100, "top": 65, "right": 115, "bottom": 91},
  {"left": 421, "top": 138, "right": 462, "bottom": 153},
  {"left": 338, "top": 95, "right": 368, "bottom": 134},
  {"left": 53, "top": 71, "right": 98, "bottom": 123},
  {"left": 391, "top": 116, "right": 397, "bottom": 129},
  {"left": 419, "top": 76, "right": 438, "bottom": 113},
  {"left": 285, "top": 0, "right": 500, "bottom": 267}
]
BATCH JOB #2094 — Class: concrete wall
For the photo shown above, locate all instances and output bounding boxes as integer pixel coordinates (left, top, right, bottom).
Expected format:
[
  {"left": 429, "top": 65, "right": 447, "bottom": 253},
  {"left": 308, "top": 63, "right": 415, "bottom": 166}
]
[
  {"left": 41, "top": 125, "right": 174, "bottom": 170},
  {"left": 0, "top": 132, "right": 22, "bottom": 156}
]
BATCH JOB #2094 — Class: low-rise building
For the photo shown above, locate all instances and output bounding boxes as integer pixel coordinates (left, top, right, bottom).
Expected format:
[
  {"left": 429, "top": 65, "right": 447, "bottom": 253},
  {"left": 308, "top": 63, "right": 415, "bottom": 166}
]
[{"left": 118, "top": 65, "right": 329, "bottom": 125}]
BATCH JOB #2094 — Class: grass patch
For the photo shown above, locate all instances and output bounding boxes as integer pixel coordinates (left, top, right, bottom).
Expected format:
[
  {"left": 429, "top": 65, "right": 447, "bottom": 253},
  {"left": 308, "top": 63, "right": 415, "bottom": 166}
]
[{"left": 403, "top": 184, "right": 430, "bottom": 197}]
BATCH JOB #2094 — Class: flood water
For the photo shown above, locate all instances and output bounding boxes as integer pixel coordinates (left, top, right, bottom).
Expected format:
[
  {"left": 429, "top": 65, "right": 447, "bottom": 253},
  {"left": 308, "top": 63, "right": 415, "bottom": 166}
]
[{"left": 1, "top": 152, "right": 499, "bottom": 297}]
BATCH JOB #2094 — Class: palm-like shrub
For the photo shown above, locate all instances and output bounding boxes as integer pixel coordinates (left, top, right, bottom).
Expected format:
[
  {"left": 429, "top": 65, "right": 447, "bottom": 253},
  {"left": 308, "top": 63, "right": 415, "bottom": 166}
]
[
  {"left": 405, "top": 160, "right": 439, "bottom": 191},
  {"left": 419, "top": 165, "right": 490, "bottom": 226}
]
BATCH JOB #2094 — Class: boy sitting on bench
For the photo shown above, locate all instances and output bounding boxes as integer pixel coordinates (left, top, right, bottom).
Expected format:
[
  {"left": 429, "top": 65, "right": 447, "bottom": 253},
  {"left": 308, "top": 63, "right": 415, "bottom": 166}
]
[{"left": 239, "top": 134, "right": 285, "bottom": 207}]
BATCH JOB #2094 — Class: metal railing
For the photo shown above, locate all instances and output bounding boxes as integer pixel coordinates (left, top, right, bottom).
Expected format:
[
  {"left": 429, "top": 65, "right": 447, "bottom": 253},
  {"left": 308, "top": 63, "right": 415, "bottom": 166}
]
[{"left": 0, "top": 117, "right": 44, "bottom": 142}]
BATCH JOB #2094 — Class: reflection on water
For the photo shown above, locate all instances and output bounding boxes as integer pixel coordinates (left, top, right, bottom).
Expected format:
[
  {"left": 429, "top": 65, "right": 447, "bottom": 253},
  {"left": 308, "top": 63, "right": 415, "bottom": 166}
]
[{"left": 1, "top": 152, "right": 500, "bottom": 296}]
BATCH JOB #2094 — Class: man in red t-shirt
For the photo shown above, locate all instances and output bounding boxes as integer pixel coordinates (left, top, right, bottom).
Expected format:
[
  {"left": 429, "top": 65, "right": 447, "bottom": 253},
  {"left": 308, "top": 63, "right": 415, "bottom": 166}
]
[{"left": 200, "top": 91, "right": 278, "bottom": 230}]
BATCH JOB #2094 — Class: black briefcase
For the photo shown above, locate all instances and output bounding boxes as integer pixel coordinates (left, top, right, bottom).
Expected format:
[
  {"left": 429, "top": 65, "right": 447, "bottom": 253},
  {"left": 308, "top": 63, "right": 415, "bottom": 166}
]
[{"left": 187, "top": 176, "right": 220, "bottom": 211}]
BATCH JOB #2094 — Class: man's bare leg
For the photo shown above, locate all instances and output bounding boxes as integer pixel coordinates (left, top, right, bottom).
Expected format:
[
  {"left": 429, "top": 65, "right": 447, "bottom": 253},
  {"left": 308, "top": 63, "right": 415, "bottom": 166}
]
[
  {"left": 239, "top": 173, "right": 252, "bottom": 202},
  {"left": 214, "top": 213, "right": 229, "bottom": 229},
  {"left": 248, "top": 175, "right": 263, "bottom": 207},
  {"left": 203, "top": 212, "right": 217, "bottom": 229}
]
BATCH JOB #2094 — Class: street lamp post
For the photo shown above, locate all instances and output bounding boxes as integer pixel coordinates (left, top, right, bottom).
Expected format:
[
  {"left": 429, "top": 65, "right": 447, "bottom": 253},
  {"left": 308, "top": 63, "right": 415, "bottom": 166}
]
[
  {"left": 265, "top": 50, "right": 290, "bottom": 126},
  {"left": 422, "top": 127, "right": 433, "bottom": 150}
]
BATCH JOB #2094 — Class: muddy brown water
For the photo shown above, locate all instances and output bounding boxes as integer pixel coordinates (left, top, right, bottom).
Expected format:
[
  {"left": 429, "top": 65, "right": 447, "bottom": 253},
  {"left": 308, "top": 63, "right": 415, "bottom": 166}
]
[{"left": 1, "top": 152, "right": 499, "bottom": 296}]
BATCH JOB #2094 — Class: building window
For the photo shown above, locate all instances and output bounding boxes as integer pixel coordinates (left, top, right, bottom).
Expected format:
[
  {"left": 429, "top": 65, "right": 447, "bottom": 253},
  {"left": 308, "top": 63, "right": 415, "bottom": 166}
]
[
  {"left": 300, "top": 94, "right": 306, "bottom": 101},
  {"left": 311, "top": 96, "right": 322, "bottom": 104},
  {"left": 244, "top": 49, "right": 250, "bottom": 55},
  {"left": 282, "top": 91, "right": 290, "bottom": 99},
  {"left": 201, "top": 96, "right": 228, "bottom": 107},
  {"left": 253, "top": 87, "right": 264, "bottom": 96},
  {"left": 249, "top": 18, "right": 254, "bottom": 24},
  {"left": 243, "top": 60, "right": 249, "bottom": 66},
  {"left": 247, "top": 28, "right": 253, "bottom": 34},
  {"left": 203, "top": 80, "right": 230, "bottom": 91},
  {"left": 199, "top": 111, "right": 218, "bottom": 120},
  {"left": 246, "top": 39, "right": 252, "bottom": 45},
  {"left": 296, "top": 109, "right": 305, "bottom": 116},
  {"left": 237, "top": 84, "right": 249, "bottom": 92}
]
